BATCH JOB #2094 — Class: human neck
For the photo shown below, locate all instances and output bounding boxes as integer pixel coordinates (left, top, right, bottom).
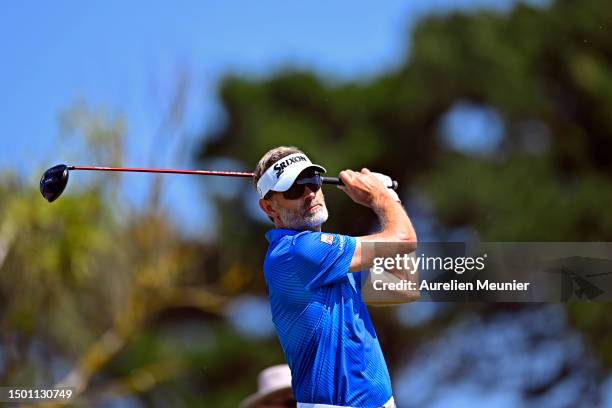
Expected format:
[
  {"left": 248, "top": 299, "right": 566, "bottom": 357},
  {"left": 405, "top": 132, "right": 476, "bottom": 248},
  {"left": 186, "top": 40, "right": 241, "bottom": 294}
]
[{"left": 275, "top": 222, "right": 321, "bottom": 232}]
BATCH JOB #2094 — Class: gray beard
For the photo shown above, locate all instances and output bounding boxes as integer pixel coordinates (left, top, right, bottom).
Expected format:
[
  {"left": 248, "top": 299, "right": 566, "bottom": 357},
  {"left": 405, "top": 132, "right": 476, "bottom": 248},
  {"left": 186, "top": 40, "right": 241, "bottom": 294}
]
[{"left": 277, "top": 205, "right": 329, "bottom": 230}]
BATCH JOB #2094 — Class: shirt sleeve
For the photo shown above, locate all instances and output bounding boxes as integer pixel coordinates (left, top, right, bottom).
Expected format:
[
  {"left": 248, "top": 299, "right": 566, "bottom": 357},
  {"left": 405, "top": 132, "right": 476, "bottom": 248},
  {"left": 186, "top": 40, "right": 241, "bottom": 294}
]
[
  {"left": 290, "top": 232, "right": 357, "bottom": 290},
  {"left": 353, "top": 271, "right": 363, "bottom": 289}
]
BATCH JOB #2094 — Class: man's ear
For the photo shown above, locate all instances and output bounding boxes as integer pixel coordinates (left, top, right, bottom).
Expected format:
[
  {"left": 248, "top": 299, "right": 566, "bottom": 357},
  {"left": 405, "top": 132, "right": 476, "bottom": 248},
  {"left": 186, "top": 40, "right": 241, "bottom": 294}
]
[{"left": 259, "top": 199, "right": 277, "bottom": 222}]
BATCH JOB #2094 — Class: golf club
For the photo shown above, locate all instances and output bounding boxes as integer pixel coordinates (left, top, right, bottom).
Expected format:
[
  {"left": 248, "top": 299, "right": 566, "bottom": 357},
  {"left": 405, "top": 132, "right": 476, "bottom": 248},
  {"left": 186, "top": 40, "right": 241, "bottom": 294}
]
[{"left": 39, "top": 164, "right": 399, "bottom": 203}]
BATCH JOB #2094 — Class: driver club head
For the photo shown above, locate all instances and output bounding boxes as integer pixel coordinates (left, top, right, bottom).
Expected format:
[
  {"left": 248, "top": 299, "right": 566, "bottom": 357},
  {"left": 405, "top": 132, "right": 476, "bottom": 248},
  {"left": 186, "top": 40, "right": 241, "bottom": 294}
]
[{"left": 40, "top": 164, "right": 69, "bottom": 202}]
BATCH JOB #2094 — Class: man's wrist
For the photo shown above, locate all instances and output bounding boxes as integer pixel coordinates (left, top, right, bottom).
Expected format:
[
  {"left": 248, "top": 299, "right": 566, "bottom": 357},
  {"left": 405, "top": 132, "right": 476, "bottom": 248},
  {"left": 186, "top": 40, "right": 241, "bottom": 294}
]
[{"left": 371, "top": 192, "right": 396, "bottom": 214}]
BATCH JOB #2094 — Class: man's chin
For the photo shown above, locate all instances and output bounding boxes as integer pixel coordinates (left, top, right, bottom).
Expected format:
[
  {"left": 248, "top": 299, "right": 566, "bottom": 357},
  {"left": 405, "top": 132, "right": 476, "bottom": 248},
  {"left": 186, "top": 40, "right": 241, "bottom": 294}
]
[
  {"left": 278, "top": 205, "right": 328, "bottom": 230},
  {"left": 302, "top": 207, "right": 328, "bottom": 228}
]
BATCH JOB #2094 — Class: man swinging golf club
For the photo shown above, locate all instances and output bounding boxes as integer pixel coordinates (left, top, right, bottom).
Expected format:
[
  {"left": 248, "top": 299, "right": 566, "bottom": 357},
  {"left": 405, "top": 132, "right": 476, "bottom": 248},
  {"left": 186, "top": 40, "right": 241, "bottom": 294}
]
[{"left": 255, "top": 146, "right": 418, "bottom": 408}]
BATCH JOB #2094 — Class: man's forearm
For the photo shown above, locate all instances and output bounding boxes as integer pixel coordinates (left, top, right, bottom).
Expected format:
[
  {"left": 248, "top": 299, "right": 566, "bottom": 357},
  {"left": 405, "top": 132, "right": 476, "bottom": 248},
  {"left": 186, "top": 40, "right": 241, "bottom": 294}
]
[
  {"left": 373, "top": 195, "right": 417, "bottom": 244},
  {"left": 371, "top": 196, "right": 419, "bottom": 303},
  {"left": 348, "top": 176, "right": 417, "bottom": 273}
]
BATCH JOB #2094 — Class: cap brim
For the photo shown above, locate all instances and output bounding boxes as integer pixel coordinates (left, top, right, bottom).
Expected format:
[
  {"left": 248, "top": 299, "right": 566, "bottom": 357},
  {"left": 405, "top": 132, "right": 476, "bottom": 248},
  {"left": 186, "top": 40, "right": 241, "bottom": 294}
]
[
  {"left": 239, "top": 386, "right": 293, "bottom": 408},
  {"left": 271, "top": 163, "right": 326, "bottom": 193}
]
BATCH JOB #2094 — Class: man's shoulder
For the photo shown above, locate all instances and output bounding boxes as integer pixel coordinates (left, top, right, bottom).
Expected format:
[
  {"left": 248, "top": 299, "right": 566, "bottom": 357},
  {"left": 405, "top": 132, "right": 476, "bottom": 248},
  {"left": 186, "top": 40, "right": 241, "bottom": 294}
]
[
  {"left": 266, "top": 229, "right": 354, "bottom": 262},
  {"left": 266, "top": 229, "right": 334, "bottom": 247},
  {"left": 265, "top": 230, "right": 312, "bottom": 261}
]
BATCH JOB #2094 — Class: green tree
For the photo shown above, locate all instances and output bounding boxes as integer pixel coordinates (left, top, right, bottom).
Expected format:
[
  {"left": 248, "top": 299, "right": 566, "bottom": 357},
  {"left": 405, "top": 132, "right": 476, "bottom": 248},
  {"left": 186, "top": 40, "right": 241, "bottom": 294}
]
[{"left": 195, "top": 0, "right": 612, "bottom": 403}]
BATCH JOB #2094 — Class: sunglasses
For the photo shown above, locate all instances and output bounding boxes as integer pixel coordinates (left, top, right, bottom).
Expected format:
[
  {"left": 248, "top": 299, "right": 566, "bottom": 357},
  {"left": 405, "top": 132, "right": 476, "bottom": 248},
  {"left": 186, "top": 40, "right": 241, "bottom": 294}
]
[{"left": 267, "top": 172, "right": 322, "bottom": 200}]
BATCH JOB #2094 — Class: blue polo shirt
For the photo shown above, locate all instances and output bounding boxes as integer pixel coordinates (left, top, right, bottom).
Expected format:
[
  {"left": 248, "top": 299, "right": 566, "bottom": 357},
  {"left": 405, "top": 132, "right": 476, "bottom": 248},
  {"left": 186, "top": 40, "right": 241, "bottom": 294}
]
[{"left": 263, "top": 228, "right": 392, "bottom": 407}]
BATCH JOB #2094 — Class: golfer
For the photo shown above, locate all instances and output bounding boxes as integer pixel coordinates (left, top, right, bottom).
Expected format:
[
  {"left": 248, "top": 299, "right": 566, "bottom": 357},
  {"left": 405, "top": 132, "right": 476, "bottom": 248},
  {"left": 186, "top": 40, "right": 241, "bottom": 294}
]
[{"left": 255, "top": 146, "right": 418, "bottom": 408}]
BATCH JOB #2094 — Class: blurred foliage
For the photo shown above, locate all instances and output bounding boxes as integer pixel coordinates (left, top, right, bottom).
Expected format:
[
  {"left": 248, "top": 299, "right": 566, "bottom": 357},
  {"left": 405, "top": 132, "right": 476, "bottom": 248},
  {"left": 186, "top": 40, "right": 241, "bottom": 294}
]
[
  {"left": 195, "top": 0, "right": 612, "bottom": 405},
  {"left": 3, "top": 0, "right": 612, "bottom": 406},
  {"left": 0, "top": 105, "right": 284, "bottom": 407}
]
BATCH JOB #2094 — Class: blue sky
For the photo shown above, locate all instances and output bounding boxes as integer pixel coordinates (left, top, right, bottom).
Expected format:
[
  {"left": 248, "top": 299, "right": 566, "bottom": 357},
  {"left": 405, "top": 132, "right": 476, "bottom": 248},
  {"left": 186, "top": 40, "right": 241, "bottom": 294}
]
[{"left": 1, "top": 0, "right": 545, "bottom": 237}]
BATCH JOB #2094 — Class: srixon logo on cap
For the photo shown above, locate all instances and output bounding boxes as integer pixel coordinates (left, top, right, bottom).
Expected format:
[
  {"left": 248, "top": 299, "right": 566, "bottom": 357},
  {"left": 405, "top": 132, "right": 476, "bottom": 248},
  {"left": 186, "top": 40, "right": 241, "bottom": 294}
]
[{"left": 273, "top": 155, "right": 307, "bottom": 177}]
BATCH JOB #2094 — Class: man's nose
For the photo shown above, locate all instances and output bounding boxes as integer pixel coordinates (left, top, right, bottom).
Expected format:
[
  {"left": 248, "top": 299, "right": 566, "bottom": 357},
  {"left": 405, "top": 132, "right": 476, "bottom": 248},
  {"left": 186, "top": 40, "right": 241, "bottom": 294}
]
[{"left": 303, "top": 185, "right": 317, "bottom": 198}]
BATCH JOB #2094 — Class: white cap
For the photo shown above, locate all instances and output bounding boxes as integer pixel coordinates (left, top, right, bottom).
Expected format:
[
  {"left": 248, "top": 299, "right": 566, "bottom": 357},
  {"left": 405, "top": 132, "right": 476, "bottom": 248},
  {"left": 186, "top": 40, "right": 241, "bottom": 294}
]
[
  {"left": 256, "top": 153, "right": 326, "bottom": 199},
  {"left": 239, "top": 364, "right": 293, "bottom": 408}
]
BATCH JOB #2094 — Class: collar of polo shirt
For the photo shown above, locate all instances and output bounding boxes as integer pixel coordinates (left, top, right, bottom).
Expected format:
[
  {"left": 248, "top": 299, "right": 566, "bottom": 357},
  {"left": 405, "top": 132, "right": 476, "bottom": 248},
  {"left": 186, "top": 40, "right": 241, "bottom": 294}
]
[{"left": 257, "top": 153, "right": 326, "bottom": 199}]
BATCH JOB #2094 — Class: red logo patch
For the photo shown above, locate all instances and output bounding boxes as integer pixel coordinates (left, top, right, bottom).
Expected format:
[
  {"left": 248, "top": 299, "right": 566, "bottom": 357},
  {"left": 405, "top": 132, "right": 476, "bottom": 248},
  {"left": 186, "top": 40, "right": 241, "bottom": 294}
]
[{"left": 320, "top": 234, "right": 334, "bottom": 245}]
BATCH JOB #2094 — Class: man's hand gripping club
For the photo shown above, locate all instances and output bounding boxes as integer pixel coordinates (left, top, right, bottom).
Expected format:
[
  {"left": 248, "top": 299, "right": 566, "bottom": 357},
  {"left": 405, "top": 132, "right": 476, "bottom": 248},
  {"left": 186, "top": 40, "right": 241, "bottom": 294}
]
[{"left": 339, "top": 168, "right": 419, "bottom": 303}]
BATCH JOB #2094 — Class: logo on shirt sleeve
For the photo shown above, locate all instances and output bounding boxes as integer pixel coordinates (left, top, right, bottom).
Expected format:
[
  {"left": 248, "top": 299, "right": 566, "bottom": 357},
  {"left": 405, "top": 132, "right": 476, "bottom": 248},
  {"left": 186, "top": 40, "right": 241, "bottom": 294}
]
[{"left": 320, "top": 233, "right": 334, "bottom": 245}]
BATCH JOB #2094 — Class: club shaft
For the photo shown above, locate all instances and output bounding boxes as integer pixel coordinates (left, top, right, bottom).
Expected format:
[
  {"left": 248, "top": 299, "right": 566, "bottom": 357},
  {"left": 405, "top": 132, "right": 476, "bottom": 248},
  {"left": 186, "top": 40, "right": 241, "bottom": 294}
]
[
  {"left": 68, "top": 165, "right": 255, "bottom": 178},
  {"left": 67, "top": 166, "right": 398, "bottom": 189},
  {"left": 322, "top": 177, "right": 342, "bottom": 185}
]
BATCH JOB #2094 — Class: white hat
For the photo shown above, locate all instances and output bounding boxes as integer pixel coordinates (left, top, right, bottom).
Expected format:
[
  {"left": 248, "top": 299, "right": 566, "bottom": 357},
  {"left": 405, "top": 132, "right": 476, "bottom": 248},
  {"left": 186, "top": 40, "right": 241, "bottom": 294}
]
[
  {"left": 256, "top": 153, "right": 326, "bottom": 199},
  {"left": 240, "top": 364, "right": 294, "bottom": 408}
]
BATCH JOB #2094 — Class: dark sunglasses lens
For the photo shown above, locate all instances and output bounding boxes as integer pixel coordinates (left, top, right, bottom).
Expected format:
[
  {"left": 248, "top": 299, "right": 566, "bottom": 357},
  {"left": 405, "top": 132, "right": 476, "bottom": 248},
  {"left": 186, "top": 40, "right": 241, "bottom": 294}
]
[
  {"left": 282, "top": 175, "right": 322, "bottom": 199},
  {"left": 282, "top": 184, "right": 305, "bottom": 199}
]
